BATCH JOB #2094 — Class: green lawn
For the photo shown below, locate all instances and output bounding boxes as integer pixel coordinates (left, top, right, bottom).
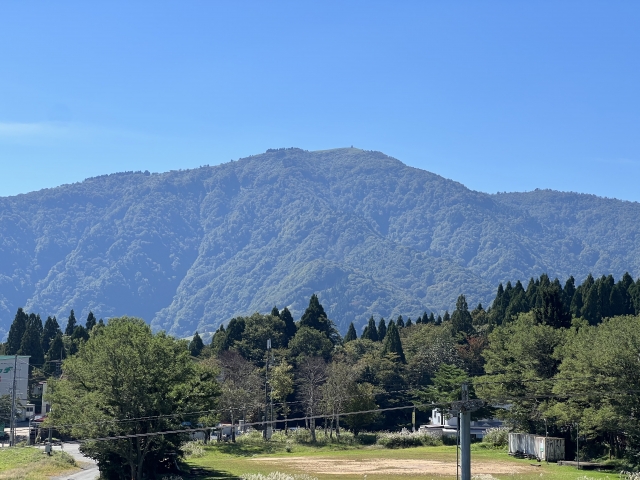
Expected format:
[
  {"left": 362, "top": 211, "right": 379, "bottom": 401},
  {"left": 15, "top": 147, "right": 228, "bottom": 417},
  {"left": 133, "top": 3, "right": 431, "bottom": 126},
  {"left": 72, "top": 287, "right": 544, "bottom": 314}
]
[
  {"left": 184, "top": 442, "right": 611, "bottom": 480},
  {"left": 0, "top": 446, "right": 78, "bottom": 480}
]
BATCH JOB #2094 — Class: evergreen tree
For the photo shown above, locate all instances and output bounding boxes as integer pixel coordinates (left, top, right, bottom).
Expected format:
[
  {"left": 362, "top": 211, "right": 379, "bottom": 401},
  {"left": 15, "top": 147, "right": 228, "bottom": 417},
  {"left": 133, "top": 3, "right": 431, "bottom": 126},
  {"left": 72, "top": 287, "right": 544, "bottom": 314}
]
[
  {"left": 377, "top": 317, "right": 387, "bottom": 340},
  {"left": 489, "top": 283, "right": 506, "bottom": 325},
  {"left": 382, "top": 322, "right": 405, "bottom": 363},
  {"left": 44, "top": 332, "right": 66, "bottom": 376},
  {"left": 451, "top": 294, "right": 474, "bottom": 337},
  {"left": 280, "top": 307, "right": 297, "bottom": 346},
  {"left": 18, "top": 313, "right": 45, "bottom": 368},
  {"left": 505, "top": 281, "right": 528, "bottom": 321},
  {"left": 210, "top": 325, "right": 227, "bottom": 354},
  {"left": 620, "top": 272, "right": 635, "bottom": 315},
  {"left": 534, "top": 283, "right": 571, "bottom": 328},
  {"left": 396, "top": 315, "right": 405, "bottom": 328},
  {"left": 570, "top": 286, "right": 584, "bottom": 318},
  {"left": 223, "top": 318, "right": 245, "bottom": 350},
  {"left": 428, "top": 312, "right": 436, "bottom": 324},
  {"left": 442, "top": 311, "right": 451, "bottom": 323},
  {"left": 563, "top": 276, "right": 576, "bottom": 316},
  {"left": 435, "top": 315, "right": 442, "bottom": 325},
  {"left": 299, "top": 294, "right": 339, "bottom": 343},
  {"left": 270, "top": 306, "right": 281, "bottom": 318},
  {"left": 525, "top": 278, "right": 538, "bottom": 310},
  {"left": 85, "top": 311, "right": 97, "bottom": 331},
  {"left": 42, "top": 316, "right": 61, "bottom": 354},
  {"left": 406, "top": 318, "right": 413, "bottom": 328},
  {"left": 471, "top": 303, "right": 488, "bottom": 326},
  {"left": 344, "top": 323, "right": 357, "bottom": 342},
  {"left": 70, "top": 325, "right": 90, "bottom": 355},
  {"left": 189, "top": 332, "right": 204, "bottom": 357},
  {"left": 6, "top": 308, "right": 28, "bottom": 355},
  {"left": 361, "top": 316, "right": 378, "bottom": 342},
  {"left": 65, "top": 310, "right": 77, "bottom": 336},
  {"left": 581, "top": 281, "right": 600, "bottom": 325},
  {"left": 597, "top": 275, "right": 614, "bottom": 319}
]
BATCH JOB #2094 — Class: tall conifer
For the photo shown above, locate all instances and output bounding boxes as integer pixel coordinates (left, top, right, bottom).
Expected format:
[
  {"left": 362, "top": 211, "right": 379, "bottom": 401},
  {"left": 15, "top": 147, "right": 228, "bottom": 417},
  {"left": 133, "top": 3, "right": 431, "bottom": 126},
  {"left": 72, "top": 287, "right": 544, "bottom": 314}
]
[
  {"left": 361, "top": 316, "right": 378, "bottom": 342},
  {"left": 382, "top": 322, "right": 405, "bottom": 363},
  {"left": 6, "top": 308, "right": 28, "bottom": 355},
  {"left": 344, "top": 323, "right": 357, "bottom": 342},
  {"left": 377, "top": 318, "right": 387, "bottom": 341},
  {"left": 42, "top": 316, "right": 61, "bottom": 353},
  {"left": 65, "top": 310, "right": 77, "bottom": 336}
]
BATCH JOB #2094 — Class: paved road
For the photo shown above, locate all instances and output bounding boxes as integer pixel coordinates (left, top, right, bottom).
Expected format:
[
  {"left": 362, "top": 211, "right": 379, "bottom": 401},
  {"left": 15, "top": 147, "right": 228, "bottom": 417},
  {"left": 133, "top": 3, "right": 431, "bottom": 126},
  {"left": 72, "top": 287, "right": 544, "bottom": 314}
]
[{"left": 46, "top": 443, "right": 99, "bottom": 480}]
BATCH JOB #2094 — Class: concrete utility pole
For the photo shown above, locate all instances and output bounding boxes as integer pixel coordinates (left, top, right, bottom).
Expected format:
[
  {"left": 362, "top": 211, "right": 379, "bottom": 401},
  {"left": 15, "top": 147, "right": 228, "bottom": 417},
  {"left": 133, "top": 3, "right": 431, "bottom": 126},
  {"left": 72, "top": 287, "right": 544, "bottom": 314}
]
[
  {"left": 9, "top": 355, "right": 18, "bottom": 447},
  {"left": 459, "top": 383, "right": 471, "bottom": 480},
  {"left": 263, "top": 339, "right": 271, "bottom": 440}
]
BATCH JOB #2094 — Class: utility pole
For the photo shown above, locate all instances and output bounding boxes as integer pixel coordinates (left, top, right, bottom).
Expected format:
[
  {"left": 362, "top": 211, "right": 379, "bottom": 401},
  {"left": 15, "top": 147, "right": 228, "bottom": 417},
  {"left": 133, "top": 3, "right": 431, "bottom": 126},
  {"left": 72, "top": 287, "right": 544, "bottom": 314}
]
[
  {"left": 263, "top": 339, "right": 271, "bottom": 440},
  {"left": 459, "top": 382, "right": 471, "bottom": 480},
  {"left": 576, "top": 423, "right": 580, "bottom": 469},
  {"left": 9, "top": 354, "right": 18, "bottom": 447}
]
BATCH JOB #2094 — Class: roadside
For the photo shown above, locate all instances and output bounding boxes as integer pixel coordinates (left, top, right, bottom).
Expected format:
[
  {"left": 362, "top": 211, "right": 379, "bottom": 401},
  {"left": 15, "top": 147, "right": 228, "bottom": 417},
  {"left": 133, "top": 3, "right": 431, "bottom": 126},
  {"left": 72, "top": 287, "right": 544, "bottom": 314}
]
[{"left": 45, "top": 443, "right": 99, "bottom": 480}]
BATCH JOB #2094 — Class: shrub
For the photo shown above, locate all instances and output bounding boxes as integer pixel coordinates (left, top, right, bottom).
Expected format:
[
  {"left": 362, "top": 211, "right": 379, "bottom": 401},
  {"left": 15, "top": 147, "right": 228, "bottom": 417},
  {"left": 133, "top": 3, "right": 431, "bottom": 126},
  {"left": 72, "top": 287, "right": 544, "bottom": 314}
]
[
  {"left": 236, "top": 430, "right": 265, "bottom": 445},
  {"left": 376, "top": 431, "right": 442, "bottom": 448},
  {"left": 182, "top": 440, "right": 205, "bottom": 458},
  {"left": 482, "top": 427, "right": 508, "bottom": 447},
  {"left": 356, "top": 432, "right": 377, "bottom": 445}
]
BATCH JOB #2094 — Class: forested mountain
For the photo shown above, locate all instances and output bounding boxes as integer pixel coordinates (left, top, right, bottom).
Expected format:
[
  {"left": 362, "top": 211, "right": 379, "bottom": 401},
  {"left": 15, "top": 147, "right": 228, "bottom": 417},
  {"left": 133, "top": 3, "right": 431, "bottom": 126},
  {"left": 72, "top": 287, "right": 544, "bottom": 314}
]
[{"left": 0, "top": 147, "right": 639, "bottom": 337}]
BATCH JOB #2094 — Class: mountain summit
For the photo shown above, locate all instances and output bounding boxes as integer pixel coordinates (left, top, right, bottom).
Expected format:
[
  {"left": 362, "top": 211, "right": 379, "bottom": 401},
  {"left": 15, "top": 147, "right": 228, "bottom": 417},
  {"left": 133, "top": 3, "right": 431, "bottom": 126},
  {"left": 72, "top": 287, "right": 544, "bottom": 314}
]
[{"left": 1, "top": 148, "right": 638, "bottom": 336}]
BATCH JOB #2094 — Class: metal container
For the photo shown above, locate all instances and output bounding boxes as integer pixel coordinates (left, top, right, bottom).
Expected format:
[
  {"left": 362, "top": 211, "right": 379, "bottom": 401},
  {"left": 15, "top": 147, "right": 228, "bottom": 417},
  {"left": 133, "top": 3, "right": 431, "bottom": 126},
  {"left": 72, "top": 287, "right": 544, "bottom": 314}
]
[{"left": 535, "top": 436, "right": 565, "bottom": 462}]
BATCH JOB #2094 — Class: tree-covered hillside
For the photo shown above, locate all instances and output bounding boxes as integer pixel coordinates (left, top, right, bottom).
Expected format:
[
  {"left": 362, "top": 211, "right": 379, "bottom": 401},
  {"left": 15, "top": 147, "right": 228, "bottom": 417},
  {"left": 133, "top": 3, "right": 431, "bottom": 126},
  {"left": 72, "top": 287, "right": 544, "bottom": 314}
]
[{"left": 0, "top": 147, "right": 639, "bottom": 337}]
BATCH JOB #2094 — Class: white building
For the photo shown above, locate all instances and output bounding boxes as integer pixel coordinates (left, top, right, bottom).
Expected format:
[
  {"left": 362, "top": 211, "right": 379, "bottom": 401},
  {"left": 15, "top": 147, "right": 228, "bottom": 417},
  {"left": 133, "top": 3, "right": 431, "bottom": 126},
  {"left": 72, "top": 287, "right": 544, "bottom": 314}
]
[
  {"left": 421, "top": 408, "right": 503, "bottom": 439},
  {"left": 0, "top": 355, "right": 31, "bottom": 420}
]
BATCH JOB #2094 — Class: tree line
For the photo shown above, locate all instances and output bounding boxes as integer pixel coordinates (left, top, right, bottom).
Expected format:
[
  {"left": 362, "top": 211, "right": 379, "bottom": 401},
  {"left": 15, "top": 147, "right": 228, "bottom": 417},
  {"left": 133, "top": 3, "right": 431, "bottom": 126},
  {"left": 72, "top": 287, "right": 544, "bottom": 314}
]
[{"left": 5, "top": 271, "right": 640, "bottom": 472}]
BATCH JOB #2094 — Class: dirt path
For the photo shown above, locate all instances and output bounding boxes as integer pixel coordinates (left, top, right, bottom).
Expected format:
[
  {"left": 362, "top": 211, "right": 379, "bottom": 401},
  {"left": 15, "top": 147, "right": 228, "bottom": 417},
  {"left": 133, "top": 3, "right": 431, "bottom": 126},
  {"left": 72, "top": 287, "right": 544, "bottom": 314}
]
[{"left": 253, "top": 456, "right": 539, "bottom": 476}]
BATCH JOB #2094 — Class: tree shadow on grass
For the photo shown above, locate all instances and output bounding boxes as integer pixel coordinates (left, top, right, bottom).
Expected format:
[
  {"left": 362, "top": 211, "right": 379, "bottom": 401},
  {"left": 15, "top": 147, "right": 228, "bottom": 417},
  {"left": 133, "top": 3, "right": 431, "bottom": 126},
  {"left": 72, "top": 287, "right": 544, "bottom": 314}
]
[
  {"left": 179, "top": 463, "right": 241, "bottom": 479},
  {"left": 208, "top": 442, "right": 286, "bottom": 457}
]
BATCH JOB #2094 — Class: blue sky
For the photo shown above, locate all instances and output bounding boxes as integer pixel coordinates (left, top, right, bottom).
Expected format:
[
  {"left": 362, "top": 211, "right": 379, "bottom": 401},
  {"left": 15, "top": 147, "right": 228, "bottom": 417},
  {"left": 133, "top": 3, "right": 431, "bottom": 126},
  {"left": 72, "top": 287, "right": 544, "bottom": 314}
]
[{"left": 1, "top": 1, "right": 639, "bottom": 201}]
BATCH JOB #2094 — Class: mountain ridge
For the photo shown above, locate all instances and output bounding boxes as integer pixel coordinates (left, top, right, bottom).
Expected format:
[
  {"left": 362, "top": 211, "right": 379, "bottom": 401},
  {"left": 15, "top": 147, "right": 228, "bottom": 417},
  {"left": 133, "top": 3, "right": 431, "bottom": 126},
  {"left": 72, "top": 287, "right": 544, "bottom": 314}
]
[{"left": 1, "top": 147, "right": 638, "bottom": 337}]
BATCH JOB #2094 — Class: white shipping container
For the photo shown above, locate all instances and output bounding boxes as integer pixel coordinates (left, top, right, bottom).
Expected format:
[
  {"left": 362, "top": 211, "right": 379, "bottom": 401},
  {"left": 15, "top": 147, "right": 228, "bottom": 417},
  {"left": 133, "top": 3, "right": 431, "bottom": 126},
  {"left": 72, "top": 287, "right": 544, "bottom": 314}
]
[{"left": 535, "top": 436, "right": 565, "bottom": 462}]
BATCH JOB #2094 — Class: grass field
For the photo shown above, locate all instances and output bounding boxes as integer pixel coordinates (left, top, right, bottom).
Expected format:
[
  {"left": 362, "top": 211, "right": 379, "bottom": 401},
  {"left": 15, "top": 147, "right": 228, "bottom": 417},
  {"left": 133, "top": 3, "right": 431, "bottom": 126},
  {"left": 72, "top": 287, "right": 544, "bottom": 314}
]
[
  {"left": 0, "top": 446, "right": 78, "bottom": 480},
  {"left": 184, "top": 442, "right": 619, "bottom": 480}
]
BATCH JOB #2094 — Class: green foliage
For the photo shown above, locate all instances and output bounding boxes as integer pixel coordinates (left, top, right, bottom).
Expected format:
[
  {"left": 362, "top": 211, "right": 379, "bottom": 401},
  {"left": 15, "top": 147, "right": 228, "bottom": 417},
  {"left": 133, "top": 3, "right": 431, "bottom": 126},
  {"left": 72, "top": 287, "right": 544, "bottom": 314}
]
[
  {"left": 64, "top": 310, "right": 77, "bottom": 336},
  {"left": 85, "top": 311, "right": 97, "bottom": 330},
  {"left": 298, "top": 294, "right": 340, "bottom": 344},
  {"left": 235, "top": 313, "right": 286, "bottom": 364},
  {"left": 361, "top": 316, "right": 378, "bottom": 342},
  {"left": 6, "top": 308, "right": 27, "bottom": 355},
  {"left": 376, "top": 430, "right": 442, "bottom": 448},
  {"left": 18, "top": 313, "right": 44, "bottom": 368},
  {"left": 377, "top": 317, "right": 387, "bottom": 340},
  {"left": 381, "top": 322, "right": 405, "bottom": 363},
  {"left": 189, "top": 331, "right": 204, "bottom": 357},
  {"left": 450, "top": 294, "right": 474, "bottom": 338},
  {"left": 288, "top": 326, "right": 333, "bottom": 361},
  {"left": 477, "top": 312, "right": 566, "bottom": 430},
  {"left": 280, "top": 307, "right": 297, "bottom": 346},
  {"left": 41, "top": 316, "right": 61, "bottom": 354},
  {"left": 545, "top": 315, "right": 640, "bottom": 460},
  {"left": 47, "top": 316, "right": 219, "bottom": 480},
  {"left": 482, "top": 427, "right": 509, "bottom": 447},
  {"left": 344, "top": 323, "right": 357, "bottom": 342}
]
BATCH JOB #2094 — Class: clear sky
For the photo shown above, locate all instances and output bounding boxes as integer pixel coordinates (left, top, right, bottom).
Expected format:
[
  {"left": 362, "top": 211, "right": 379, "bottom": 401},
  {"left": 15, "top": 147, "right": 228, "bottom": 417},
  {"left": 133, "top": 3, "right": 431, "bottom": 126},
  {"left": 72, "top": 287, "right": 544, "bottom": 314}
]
[{"left": 1, "top": 1, "right": 639, "bottom": 201}]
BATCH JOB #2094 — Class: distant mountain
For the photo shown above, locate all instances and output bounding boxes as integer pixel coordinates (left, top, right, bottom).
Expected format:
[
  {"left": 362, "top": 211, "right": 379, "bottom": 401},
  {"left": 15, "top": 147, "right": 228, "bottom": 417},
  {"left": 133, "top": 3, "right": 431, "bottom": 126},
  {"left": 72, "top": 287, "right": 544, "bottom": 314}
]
[{"left": 1, "top": 148, "right": 639, "bottom": 338}]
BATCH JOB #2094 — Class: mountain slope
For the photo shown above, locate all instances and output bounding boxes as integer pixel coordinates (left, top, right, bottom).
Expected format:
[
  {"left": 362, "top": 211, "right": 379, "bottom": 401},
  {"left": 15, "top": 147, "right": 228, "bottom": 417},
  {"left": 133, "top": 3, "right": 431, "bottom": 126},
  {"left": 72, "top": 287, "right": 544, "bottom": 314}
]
[{"left": 0, "top": 148, "right": 638, "bottom": 336}]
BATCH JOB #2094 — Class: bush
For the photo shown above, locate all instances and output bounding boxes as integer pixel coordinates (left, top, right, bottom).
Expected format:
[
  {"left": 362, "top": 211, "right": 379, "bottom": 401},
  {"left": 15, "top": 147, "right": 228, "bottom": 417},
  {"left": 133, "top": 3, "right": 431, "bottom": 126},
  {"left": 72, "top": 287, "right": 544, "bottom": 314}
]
[
  {"left": 182, "top": 440, "right": 205, "bottom": 458},
  {"left": 376, "top": 431, "right": 443, "bottom": 448},
  {"left": 482, "top": 427, "right": 508, "bottom": 447},
  {"left": 236, "top": 430, "right": 265, "bottom": 445},
  {"left": 356, "top": 432, "right": 377, "bottom": 445}
]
